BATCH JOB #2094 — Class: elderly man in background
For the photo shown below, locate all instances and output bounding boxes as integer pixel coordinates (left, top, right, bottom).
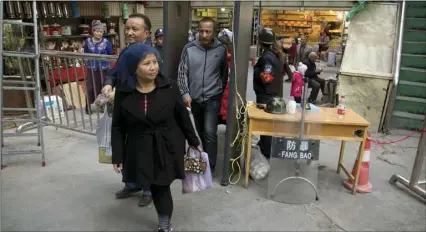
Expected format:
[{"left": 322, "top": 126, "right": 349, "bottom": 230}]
[
  {"left": 303, "top": 52, "right": 325, "bottom": 104},
  {"left": 294, "top": 36, "right": 313, "bottom": 66}
]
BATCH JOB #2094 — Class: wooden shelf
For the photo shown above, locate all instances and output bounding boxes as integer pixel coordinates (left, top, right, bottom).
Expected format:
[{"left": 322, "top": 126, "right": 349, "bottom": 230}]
[
  {"left": 41, "top": 33, "right": 117, "bottom": 40},
  {"left": 261, "top": 9, "right": 345, "bottom": 45}
]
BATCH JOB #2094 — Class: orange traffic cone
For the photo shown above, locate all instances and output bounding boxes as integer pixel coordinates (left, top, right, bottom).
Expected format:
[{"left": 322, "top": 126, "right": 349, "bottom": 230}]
[{"left": 343, "top": 133, "right": 373, "bottom": 193}]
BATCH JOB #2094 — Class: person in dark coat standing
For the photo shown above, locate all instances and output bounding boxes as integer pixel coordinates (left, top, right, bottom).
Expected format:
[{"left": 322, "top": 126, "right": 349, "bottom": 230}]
[
  {"left": 111, "top": 43, "right": 200, "bottom": 232},
  {"left": 217, "top": 34, "right": 232, "bottom": 125},
  {"left": 252, "top": 28, "right": 284, "bottom": 159},
  {"left": 101, "top": 13, "right": 163, "bottom": 207},
  {"left": 154, "top": 28, "right": 164, "bottom": 60}
]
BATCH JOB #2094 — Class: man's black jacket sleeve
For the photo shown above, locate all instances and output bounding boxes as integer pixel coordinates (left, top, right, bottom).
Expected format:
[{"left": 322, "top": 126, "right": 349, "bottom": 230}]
[
  {"left": 104, "top": 65, "right": 118, "bottom": 87},
  {"left": 302, "top": 59, "right": 317, "bottom": 79}
]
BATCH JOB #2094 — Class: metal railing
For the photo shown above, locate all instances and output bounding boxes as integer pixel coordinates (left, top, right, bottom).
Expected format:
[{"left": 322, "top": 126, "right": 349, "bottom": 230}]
[
  {"left": 382, "top": 0, "right": 406, "bottom": 132},
  {"left": 17, "top": 51, "right": 118, "bottom": 135}
]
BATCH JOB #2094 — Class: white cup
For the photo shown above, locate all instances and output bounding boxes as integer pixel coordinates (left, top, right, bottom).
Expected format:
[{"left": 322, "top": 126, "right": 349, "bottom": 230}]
[{"left": 287, "top": 100, "right": 297, "bottom": 114}]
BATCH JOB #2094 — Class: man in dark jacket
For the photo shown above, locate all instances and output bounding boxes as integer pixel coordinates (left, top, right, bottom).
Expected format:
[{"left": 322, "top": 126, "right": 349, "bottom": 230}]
[
  {"left": 177, "top": 17, "right": 228, "bottom": 173},
  {"left": 303, "top": 52, "right": 325, "bottom": 103},
  {"left": 100, "top": 13, "right": 161, "bottom": 208},
  {"left": 145, "top": 30, "right": 153, "bottom": 46},
  {"left": 154, "top": 28, "right": 164, "bottom": 60},
  {"left": 253, "top": 28, "right": 284, "bottom": 159}
]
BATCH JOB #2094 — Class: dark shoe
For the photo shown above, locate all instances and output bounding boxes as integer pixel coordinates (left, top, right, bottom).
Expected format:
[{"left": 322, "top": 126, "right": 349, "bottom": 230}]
[
  {"left": 158, "top": 228, "right": 172, "bottom": 232},
  {"left": 158, "top": 222, "right": 173, "bottom": 232},
  {"left": 308, "top": 99, "right": 317, "bottom": 105},
  {"left": 138, "top": 194, "right": 153, "bottom": 207},
  {"left": 115, "top": 188, "right": 141, "bottom": 199}
]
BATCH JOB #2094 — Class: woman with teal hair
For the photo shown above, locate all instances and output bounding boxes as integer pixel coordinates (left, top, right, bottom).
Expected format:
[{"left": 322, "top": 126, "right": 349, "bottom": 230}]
[{"left": 111, "top": 43, "right": 200, "bottom": 232}]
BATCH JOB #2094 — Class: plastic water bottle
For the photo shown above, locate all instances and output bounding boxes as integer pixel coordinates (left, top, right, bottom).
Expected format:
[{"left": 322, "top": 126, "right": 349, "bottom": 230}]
[{"left": 337, "top": 96, "right": 346, "bottom": 119}]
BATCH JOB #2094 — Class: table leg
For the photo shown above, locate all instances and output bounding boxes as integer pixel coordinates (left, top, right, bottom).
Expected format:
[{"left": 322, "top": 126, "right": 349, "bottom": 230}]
[
  {"left": 245, "top": 126, "right": 253, "bottom": 188},
  {"left": 337, "top": 141, "right": 346, "bottom": 173},
  {"left": 352, "top": 133, "right": 367, "bottom": 195}
]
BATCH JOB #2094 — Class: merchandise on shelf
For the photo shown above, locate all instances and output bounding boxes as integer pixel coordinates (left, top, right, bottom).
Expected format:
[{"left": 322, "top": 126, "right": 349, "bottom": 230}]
[
  {"left": 260, "top": 9, "right": 345, "bottom": 49},
  {"left": 191, "top": 8, "right": 233, "bottom": 34}
]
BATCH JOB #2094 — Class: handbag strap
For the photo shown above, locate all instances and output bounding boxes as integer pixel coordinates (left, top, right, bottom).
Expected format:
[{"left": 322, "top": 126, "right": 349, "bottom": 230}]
[{"left": 186, "top": 146, "right": 202, "bottom": 159}]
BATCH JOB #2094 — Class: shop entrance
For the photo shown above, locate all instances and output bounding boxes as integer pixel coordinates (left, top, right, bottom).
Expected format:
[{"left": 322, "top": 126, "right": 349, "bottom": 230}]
[{"left": 261, "top": 9, "right": 350, "bottom": 106}]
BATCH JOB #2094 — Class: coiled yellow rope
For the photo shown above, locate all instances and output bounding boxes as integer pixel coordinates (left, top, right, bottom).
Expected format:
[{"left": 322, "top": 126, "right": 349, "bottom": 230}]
[{"left": 227, "top": 4, "right": 250, "bottom": 185}]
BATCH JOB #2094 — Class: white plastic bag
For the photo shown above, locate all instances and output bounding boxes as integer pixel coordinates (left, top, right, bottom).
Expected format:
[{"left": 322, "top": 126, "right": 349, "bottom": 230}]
[
  {"left": 182, "top": 148, "right": 213, "bottom": 194},
  {"left": 250, "top": 148, "right": 270, "bottom": 181},
  {"left": 327, "top": 52, "right": 336, "bottom": 67},
  {"left": 186, "top": 107, "right": 202, "bottom": 150},
  {"left": 182, "top": 108, "right": 213, "bottom": 193},
  {"left": 96, "top": 109, "right": 112, "bottom": 164}
]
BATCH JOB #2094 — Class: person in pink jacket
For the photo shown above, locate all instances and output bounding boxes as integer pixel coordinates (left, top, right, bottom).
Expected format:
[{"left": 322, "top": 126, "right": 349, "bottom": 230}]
[{"left": 290, "top": 62, "right": 308, "bottom": 103}]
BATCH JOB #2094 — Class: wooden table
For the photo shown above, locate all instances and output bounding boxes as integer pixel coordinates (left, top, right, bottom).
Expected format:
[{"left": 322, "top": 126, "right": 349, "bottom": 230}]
[{"left": 245, "top": 104, "right": 370, "bottom": 194}]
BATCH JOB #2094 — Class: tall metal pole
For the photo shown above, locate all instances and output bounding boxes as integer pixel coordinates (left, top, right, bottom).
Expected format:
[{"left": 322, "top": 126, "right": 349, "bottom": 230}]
[
  {"left": 0, "top": 0, "right": 5, "bottom": 154},
  {"left": 383, "top": 1, "right": 406, "bottom": 132},
  {"left": 408, "top": 116, "right": 426, "bottom": 188},
  {"left": 221, "top": 1, "right": 254, "bottom": 186},
  {"left": 256, "top": 1, "right": 262, "bottom": 57},
  {"left": 163, "top": 1, "right": 190, "bottom": 80}
]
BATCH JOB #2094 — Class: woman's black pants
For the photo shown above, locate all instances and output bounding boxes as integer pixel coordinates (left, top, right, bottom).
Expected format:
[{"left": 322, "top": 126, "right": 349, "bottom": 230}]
[{"left": 151, "top": 184, "right": 173, "bottom": 216}]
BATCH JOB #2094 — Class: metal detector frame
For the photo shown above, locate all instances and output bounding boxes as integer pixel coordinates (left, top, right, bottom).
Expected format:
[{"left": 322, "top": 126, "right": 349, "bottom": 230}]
[
  {"left": 269, "top": 77, "right": 319, "bottom": 202},
  {"left": 389, "top": 114, "right": 426, "bottom": 200}
]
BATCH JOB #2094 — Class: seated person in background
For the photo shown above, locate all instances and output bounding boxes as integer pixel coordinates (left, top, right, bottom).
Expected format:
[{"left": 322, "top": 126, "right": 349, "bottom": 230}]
[{"left": 303, "top": 52, "right": 325, "bottom": 104}]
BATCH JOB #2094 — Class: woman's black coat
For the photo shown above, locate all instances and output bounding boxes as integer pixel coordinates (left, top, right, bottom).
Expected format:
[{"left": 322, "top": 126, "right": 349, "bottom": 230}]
[{"left": 111, "top": 74, "right": 200, "bottom": 187}]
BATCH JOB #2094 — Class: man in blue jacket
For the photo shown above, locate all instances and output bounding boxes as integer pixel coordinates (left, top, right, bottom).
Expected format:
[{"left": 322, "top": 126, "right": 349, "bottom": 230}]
[
  {"left": 177, "top": 17, "right": 228, "bottom": 174},
  {"left": 101, "top": 13, "right": 162, "bottom": 208},
  {"left": 102, "top": 14, "right": 162, "bottom": 96}
]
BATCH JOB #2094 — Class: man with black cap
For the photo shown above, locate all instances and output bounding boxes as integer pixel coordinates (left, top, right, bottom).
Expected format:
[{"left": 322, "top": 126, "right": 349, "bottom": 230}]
[{"left": 154, "top": 28, "right": 164, "bottom": 60}]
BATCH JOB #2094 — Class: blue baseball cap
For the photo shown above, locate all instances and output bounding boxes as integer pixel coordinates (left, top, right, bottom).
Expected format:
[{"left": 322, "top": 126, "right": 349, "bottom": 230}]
[{"left": 155, "top": 28, "right": 163, "bottom": 37}]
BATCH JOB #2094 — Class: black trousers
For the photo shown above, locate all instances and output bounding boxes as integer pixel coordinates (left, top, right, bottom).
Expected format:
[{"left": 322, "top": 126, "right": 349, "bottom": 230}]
[
  {"left": 256, "top": 94, "right": 273, "bottom": 158},
  {"left": 308, "top": 77, "right": 326, "bottom": 102},
  {"left": 151, "top": 185, "right": 173, "bottom": 216},
  {"left": 191, "top": 98, "right": 221, "bottom": 170},
  {"left": 294, "top": 97, "right": 302, "bottom": 103}
]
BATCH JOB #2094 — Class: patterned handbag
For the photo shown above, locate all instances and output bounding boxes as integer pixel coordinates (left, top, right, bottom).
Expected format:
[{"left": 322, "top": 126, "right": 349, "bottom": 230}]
[{"left": 184, "top": 147, "right": 207, "bottom": 174}]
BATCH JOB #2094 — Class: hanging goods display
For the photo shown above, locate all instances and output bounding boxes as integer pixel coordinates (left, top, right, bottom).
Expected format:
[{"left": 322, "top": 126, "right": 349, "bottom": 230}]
[
  {"left": 121, "top": 2, "right": 129, "bottom": 20},
  {"left": 101, "top": 2, "right": 110, "bottom": 19},
  {"left": 70, "top": 0, "right": 80, "bottom": 18}
]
